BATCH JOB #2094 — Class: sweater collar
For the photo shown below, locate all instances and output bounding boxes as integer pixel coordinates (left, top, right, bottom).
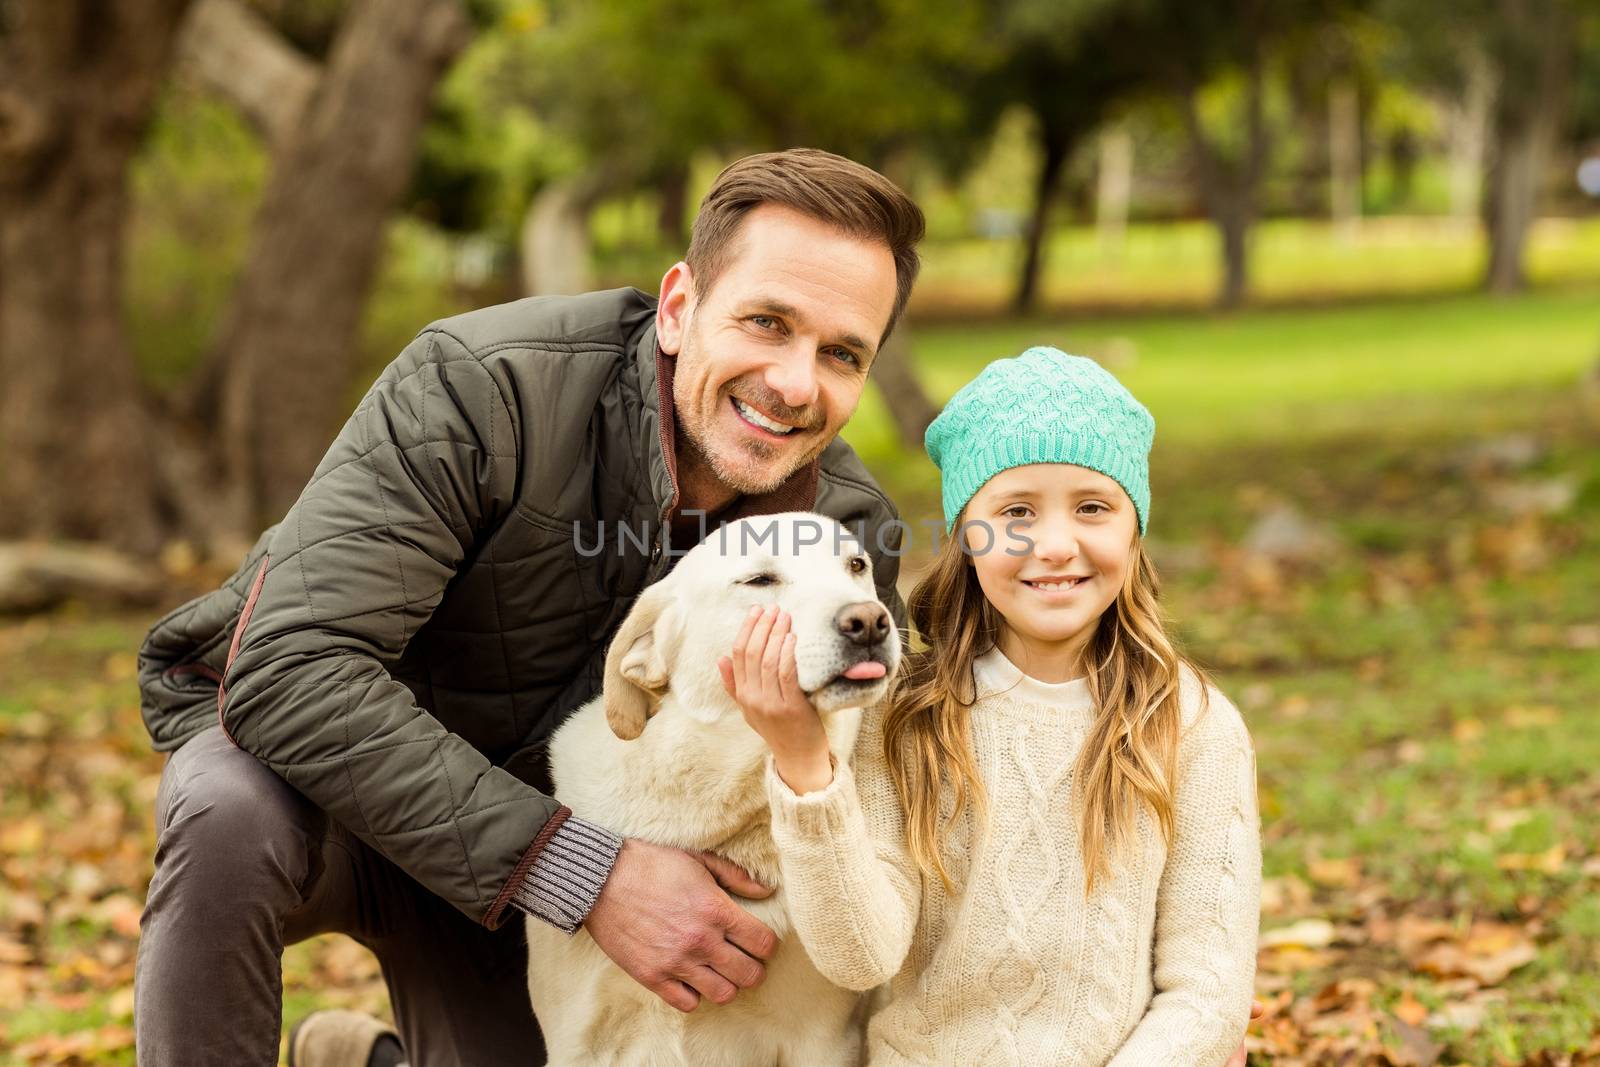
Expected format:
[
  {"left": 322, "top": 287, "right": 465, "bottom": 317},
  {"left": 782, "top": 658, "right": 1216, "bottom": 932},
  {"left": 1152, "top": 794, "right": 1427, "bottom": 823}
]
[
  {"left": 634, "top": 313, "right": 822, "bottom": 526},
  {"left": 972, "top": 645, "right": 1093, "bottom": 708}
]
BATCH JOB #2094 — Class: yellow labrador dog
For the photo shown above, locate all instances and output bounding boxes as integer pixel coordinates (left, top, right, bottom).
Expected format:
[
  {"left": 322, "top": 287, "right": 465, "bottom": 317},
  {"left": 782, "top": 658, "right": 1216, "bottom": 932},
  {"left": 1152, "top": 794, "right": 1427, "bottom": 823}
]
[{"left": 526, "top": 512, "right": 901, "bottom": 1067}]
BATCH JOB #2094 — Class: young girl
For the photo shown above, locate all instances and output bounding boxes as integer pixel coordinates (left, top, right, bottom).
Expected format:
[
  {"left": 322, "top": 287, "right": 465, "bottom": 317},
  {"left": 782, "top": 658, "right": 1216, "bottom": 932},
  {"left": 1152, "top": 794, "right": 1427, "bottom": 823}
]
[{"left": 720, "top": 346, "right": 1260, "bottom": 1066}]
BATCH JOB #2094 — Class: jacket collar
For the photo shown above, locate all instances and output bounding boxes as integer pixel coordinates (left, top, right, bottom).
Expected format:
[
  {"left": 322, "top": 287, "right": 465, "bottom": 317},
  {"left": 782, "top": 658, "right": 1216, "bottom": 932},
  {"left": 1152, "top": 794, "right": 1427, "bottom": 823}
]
[{"left": 633, "top": 309, "right": 821, "bottom": 528}]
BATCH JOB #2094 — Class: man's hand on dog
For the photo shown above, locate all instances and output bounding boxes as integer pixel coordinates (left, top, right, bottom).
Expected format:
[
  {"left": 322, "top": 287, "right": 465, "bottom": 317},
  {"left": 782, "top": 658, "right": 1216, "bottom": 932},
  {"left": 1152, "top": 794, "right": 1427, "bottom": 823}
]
[
  {"left": 583, "top": 838, "right": 778, "bottom": 1013},
  {"left": 719, "top": 603, "right": 836, "bottom": 794}
]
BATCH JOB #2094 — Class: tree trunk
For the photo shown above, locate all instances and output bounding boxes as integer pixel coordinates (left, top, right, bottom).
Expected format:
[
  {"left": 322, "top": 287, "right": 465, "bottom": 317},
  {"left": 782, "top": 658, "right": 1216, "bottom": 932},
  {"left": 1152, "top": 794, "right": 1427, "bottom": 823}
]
[
  {"left": 520, "top": 177, "right": 594, "bottom": 296},
  {"left": 866, "top": 149, "right": 940, "bottom": 449},
  {"left": 0, "top": 0, "right": 194, "bottom": 552},
  {"left": 1287, "top": 86, "right": 1327, "bottom": 217},
  {"left": 1216, "top": 200, "right": 1252, "bottom": 311},
  {"left": 869, "top": 327, "right": 939, "bottom": 450},
  {"left": 1013, "top": 127, "right": 1070, "bottom": 314},
  {"left": 175, "top": 0, "right": 319, "bottom": 146},
  {"left": 1328, "top": 77, "right": 1361, "bottom": 241},
  {"left": 1388, "top": 128, "right": 1419, "bottom": 208},
  {"left": 1482, "top": 0, "right": 1575, "bottom": 295},
  {"left": 1448, "top": 51, "right": 1495, "bottom": 230},
  {"left": 1179, "top": 50, "right": 1268, "bottom": 312},
  {"left": 1095, "top": 125, "right": 1133, "bottom": 263},
  {"left": 656, "top": 162, "right": 690, "bottom": 248},
  {"left": 1484, "top": 116, "right": 1545, "bottom": 294},
  {"left": 204, "top": 0, "right": 471, "bottom": 532}
]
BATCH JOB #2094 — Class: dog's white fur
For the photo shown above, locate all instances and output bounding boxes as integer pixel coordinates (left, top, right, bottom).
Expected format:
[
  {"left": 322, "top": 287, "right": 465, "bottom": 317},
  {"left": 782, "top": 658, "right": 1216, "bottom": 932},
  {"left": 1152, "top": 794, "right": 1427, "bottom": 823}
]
[{"left": 526, "top": 512, "right": 903, "bottom": 1067}]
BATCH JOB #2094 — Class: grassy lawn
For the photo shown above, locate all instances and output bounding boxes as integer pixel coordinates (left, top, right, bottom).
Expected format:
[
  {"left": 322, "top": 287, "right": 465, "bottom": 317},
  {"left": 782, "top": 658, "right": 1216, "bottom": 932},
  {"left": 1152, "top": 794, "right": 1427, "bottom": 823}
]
[{"left": 3, "top": 283, "right": 1597, "bottom": 1064}]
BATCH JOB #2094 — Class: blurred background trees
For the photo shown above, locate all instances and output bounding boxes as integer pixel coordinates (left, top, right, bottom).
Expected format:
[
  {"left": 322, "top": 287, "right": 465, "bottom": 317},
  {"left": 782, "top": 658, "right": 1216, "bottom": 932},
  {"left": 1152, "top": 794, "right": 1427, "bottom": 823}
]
[{"left": 1, "top": 0, "right": 1597, "bottom": 557}]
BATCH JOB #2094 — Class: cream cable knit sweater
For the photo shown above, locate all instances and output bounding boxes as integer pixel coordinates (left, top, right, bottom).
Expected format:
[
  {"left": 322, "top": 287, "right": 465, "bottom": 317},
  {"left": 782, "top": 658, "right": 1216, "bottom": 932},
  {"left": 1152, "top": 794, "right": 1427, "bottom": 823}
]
[{"left": 766, "top": 647, "right": 1261, "bottom": 1067}]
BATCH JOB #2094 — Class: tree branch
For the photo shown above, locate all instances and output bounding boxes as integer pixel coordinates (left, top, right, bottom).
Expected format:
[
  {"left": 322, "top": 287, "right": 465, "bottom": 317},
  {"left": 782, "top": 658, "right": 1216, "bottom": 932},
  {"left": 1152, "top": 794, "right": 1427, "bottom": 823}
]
[{"left": 175, "top": 0, "right": 319, "bottom": 144}]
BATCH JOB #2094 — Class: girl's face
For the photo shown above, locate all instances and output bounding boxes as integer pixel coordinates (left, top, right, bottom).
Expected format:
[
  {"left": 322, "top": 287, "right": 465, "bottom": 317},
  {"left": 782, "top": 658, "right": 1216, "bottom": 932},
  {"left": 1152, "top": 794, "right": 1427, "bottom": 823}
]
[{"left": 960, "top": 463, "right": 1139, "bottom": 679}]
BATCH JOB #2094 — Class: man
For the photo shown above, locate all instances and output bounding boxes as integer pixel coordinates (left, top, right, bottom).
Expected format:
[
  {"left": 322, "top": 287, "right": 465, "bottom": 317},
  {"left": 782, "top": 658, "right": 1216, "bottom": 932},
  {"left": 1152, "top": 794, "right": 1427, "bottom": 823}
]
[{"left": 133, "top": 148, "right": 922, "bottom": 1066}]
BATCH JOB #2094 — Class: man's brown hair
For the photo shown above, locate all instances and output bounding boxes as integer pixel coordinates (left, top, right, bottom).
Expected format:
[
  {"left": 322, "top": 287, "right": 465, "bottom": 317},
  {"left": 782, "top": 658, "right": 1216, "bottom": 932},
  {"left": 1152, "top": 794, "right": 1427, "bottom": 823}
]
[{"left": 685, "top": 148, "right": 926, "bottom": 349}]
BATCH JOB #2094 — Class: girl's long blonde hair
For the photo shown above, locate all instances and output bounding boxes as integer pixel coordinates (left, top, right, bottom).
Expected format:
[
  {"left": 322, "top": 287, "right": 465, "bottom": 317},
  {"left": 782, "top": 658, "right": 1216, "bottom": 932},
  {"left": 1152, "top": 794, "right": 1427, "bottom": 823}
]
[{"left": 883, "top": 518, "right": 1207, "bottom": 894}]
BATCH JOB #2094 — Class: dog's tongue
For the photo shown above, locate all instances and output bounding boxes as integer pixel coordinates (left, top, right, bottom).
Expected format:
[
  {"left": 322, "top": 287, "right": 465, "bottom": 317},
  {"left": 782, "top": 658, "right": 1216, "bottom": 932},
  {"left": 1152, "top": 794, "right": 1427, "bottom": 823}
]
[{"left": 842, "top": 661, "right": 887, "bottom": 680}]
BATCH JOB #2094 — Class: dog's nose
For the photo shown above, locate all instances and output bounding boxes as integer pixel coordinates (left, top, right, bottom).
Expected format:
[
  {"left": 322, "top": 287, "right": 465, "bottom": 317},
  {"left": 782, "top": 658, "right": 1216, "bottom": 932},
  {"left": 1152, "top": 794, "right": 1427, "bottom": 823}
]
[{"left": 835, "top": 602, "right": 891, "bottom": 647}]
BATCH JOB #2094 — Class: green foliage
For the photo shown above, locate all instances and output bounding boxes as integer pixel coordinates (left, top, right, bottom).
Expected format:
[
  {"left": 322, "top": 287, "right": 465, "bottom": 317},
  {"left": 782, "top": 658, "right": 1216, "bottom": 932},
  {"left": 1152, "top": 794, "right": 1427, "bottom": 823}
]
[
  {"left": 353, "top": 219, "right": 478, "bottom": 403},
  {"left": 1378, "top": 0, "right": 1598, "bottom": 140},
  {"left": 125, "top": 88, "right": 268, "bottom": 387},
  {"left": 409, "top": 4, "right": 584, "bottom": 237},
  {"left": 504, "top": 0, "right": 985, "bottom": 188},
  {"left": 1572, "top": 5, "right": 1600, "bottom": 141}
]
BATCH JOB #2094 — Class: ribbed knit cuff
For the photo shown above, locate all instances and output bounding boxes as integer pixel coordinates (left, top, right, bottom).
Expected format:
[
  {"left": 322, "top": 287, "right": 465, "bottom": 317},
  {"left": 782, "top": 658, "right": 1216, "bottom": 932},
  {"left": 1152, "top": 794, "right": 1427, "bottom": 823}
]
[
  {"left": 508, "top": 814, "right": 623, "bottom": 935},
  {"left": 766, "top": 752, "right": 855, "bottom": 837}
]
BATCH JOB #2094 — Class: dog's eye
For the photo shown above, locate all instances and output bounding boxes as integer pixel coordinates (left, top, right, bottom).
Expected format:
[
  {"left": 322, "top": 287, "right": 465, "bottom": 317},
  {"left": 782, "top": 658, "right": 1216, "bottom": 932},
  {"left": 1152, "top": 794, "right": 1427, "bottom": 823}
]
[
  {"left": 848, "top": 556, "right": 868, "bottom": 575},
  {"left": 741, "top": 573, "right": 779, "bottom": 586}
]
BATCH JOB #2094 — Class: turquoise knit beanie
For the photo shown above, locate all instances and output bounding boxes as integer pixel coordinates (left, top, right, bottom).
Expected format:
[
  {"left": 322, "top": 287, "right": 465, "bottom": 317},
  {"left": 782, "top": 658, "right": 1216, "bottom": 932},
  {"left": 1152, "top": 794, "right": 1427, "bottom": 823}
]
[{"left": 924, "top": 346, "right": 1154, "bottom": 535}]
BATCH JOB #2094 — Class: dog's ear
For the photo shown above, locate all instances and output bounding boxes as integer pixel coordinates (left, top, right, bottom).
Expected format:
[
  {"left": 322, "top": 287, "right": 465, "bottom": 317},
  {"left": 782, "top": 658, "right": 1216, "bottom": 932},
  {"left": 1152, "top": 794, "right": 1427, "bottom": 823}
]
[{"left": 603, "top": 581, "right": 679, "bottom": 740}]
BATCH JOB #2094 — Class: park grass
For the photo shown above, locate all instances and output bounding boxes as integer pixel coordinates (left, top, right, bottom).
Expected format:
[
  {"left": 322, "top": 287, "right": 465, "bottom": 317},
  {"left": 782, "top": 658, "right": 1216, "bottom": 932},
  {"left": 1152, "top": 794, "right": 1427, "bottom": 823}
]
[{"left": 3, "top": 287, "right": 1598, "bottom": 1064}]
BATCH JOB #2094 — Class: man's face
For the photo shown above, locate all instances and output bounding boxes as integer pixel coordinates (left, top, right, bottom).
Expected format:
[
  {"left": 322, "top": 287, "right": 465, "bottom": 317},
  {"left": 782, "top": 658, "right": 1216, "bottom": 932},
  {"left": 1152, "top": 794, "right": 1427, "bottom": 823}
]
[{"left": 657, "top": 204, "right": 899, "bottom": 498}]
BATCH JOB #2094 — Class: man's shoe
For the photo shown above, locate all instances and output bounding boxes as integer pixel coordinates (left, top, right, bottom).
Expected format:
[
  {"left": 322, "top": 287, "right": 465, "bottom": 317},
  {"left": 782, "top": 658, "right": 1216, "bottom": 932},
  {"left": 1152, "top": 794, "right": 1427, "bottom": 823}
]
[{"left": 287, "top": 1009, "right": 402, "bottom": 1067}]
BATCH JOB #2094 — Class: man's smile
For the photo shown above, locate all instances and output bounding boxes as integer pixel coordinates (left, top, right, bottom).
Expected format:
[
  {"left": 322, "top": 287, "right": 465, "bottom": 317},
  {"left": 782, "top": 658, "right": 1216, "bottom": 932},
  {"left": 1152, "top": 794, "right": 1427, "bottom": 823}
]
[{"left": 730, "top": 395, "right": 804, "bottom": 437}]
